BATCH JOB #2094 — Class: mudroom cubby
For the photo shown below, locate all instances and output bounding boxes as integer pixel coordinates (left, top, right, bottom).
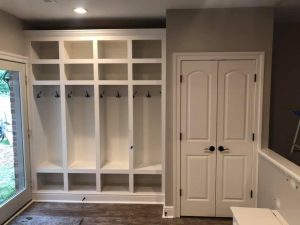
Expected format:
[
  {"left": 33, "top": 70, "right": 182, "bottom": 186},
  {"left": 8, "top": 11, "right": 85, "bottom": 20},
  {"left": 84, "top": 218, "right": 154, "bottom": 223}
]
[
  {"left": 132, "top": 40, "right": 162, "bottom": 58},
  {"left": 32, "top": 64, "right": 60, "bottom": 81},
  {"left": 65, "top": 85, "right": 96, "bottom": 171},
  {"left": 31, "top": 41, "right": 59, "bottom": 59},
  {"left": 133, "top": 85, "right": 162, "bottom": 173},
  {"left": 98, "top": 40, "right": 128, "bottom": 59},
  {"left": 27, "top": 29, "right": 165, "bottom": 203},
  {"left": 64, "top": 41, "right": 93, "bottom": 59},
  {"left": 37, "top": 173, "right": 64, "bottom": 191},
  {"left": 68, "top": 173, "right": 96, "bottom": 191},
  {"left": 98, "top": 63, "right": 128, "bottom": 80},
  {"left": 64, "top": 64, "right": 94, "bottom": 80},
  {"left": 99, "top": 85, "right": 129, "bottom": 172},
  {"left": 32, "top": 85, "right": 63, "bottom": 171},
  {"left": 133, "top": 63, "right": 161, "bottom": 80},
  {"left": 101, "top": 174, "right": 129, "bottom": 192},
  {"left": 134, "top": 174, "right": 162, "bottom": 193}
]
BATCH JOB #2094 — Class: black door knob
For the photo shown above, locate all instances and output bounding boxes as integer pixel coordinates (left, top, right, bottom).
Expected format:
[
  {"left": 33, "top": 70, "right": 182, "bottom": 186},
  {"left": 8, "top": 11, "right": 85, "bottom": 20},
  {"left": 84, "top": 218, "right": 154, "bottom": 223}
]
[
  {"left": 209, "top": 146, "right": 215, "bottom": 152},
  {"left": 218, "top": 146, "right": 229, "bottom": 152}
]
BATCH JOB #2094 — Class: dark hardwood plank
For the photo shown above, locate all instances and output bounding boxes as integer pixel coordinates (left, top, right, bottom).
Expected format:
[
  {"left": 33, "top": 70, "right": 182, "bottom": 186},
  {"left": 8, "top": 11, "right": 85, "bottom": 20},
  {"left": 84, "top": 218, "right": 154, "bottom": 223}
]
[{"left": 9, "top": 203, "right": 232, "bottom": 225}]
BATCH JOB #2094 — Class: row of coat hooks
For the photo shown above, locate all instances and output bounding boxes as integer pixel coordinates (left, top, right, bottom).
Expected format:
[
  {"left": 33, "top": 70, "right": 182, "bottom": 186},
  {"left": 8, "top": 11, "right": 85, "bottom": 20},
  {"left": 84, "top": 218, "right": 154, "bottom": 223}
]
[
  {"left": 37, "top": 90, "right": 161, "bottom": 99},
  {"left": 36, "top": 90, "right": 60, "bottom": 98},
  {"left": 100, "top": 90, "right": 162, "bottom": 98},
  {"left": 36, "top": 90, "right": 91, "bottom": 98}
]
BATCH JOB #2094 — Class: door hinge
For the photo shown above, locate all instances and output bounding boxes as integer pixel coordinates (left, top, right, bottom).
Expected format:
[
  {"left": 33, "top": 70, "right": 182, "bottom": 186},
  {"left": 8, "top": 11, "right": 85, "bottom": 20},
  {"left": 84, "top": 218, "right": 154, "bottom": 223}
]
[
  {"left": 254, "top": 74, "right": 257, "bottom": 82},
  {"left": 180, "top": 75, "right": 183, "bottom": 83},
  {"left": 180, "top": 189, "right": 182, "bottom": 196},
  {"left": 28, "top": 129, "right": 32, "bottom": 138},
  {"left": 252, "top": 133, "right": 255, "bottom": 142},
  {"left": 180, "top": 132, "right": 182, "bottom": 141},
  {"left": 250, "top": 190, "right": 253, "bottom": 198},
  {"left": 25, "top": 75, "right": 28, "bottom": 85}
]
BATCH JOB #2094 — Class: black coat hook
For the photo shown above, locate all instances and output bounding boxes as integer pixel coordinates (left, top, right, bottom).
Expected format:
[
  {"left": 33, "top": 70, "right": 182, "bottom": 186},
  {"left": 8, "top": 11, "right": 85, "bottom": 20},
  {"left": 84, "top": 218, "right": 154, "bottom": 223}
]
[
  {"left": 67, "top": 91, "right": 72, "bottom": 98},
  {"left": 116, "top": 91, "right": 121, "bottom": 98},
  {"left": 100, "top": 91, "right": 105, "bottom": 98},
  {"left": 55, "top": 90, "right": 60, "bottom": 98},
  {"left": 85, "top": 91, "right": 90, "bottom": 98},
  {"left": 37, "top": 91, "right": 42, "bottom": 98},
  {"left": 133, "top": 91, "right": 138, "bottom": 98},
  {"left": 146, "top": 91, "right": 151, "bottom": 98}
]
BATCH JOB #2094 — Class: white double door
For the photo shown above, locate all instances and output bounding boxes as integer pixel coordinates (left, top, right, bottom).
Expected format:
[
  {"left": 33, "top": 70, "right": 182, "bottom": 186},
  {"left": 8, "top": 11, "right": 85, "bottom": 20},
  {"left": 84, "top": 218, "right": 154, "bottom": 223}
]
[{"left": 180, "top": 60, "right": 256, "bottom": 217}]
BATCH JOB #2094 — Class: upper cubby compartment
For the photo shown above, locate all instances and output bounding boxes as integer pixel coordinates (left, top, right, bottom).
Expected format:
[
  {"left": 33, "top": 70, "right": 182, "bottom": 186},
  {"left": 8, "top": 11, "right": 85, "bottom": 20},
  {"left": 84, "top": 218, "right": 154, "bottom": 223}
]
[
  {"left": 133, "top": 63, "right": 161, "bottom": 80},
  {"left": 32, "top": 64, "right": 60, "bottom": 81},
  {"left": 65, "top": 64, "right": 94, "bottom": 80},
  {"left": 31, "top": 41, "right": 59, "bottom": 59},
  {"left": 132, "top": 40, "right": 161, "bottom": 59},
  {"left": 64, "top": 41, "right": 93, "bottom": 59},
  {"left": 98, "top": 64, "right": 128, "bottom": 80},
  {"left": 98, "top": 40, "right": 127, "bottom": 59}
]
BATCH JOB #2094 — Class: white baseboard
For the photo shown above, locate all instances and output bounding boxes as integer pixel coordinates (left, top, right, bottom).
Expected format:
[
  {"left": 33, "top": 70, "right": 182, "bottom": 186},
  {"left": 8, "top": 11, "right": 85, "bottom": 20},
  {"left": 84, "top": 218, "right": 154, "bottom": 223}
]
[
  {"left": 162, "top": 205, "right": 174, "bottom": 218},
  {"left": 32, "top": 192, "right": 164, "bottom": 204}
]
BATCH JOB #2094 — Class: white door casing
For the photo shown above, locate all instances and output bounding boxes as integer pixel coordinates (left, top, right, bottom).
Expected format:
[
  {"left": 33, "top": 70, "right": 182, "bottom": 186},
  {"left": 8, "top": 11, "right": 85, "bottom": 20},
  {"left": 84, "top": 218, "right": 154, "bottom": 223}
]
[
  {"left": 216, "top": 60, "right": 256, "bottom": 216},
  {"left": 180, "top": 61, "right": 218, "bottom": 216},
  {"left": 179, "top": 59, "right": 257, "bottom": 217}
]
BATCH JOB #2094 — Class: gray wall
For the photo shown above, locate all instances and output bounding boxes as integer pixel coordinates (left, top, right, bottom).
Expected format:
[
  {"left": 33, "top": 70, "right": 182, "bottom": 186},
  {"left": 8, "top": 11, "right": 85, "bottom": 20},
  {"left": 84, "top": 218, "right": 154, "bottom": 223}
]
[
  {"left": 258, "top": 156, "right": 300, "bottom": 225},
  {"left": 269, "top": 23, "right": 300, "bottom": 165},
  {"left": 0, "top": 10, "right": 25, "bottom": 56},
  {"left": 166, "top": 8, "right": 274, "bottom": 205}
]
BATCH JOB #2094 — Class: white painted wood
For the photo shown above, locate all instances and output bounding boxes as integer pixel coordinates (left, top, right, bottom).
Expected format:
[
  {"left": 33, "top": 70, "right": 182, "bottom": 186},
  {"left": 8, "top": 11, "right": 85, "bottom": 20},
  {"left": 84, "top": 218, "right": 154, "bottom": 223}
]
[
  {"left": 163, "top": 205, "right": 175, "bottom": 218},
  {"left": 173, "top": 52, "right": 264, "bottom": 217},
  {"left": 0, "top": 59, "right": 31, "bottom": 224},
  {"left": 32, "top": 85, "right": 63, "bottom": 170},
  {"left": 231, "top": 207, "right": 287, "bottom": 225},
  {"left": 180, "top": 60, "right": 218, "bottom": 216},
  {"left": 26, "top": 29, "right": 165, "bottom": 203},
  {"left": 216, "top": 60, "right": 256, "bottom": 217},
  {"left": 258, "top": 149, "right": 300, "bottom": 225}
]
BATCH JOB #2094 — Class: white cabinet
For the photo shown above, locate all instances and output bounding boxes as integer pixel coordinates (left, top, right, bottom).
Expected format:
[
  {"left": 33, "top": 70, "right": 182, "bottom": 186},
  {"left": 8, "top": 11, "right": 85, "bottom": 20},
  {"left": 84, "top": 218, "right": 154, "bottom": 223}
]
[{"left": 27, "top": 29, "right": 165, "bottom": 203}]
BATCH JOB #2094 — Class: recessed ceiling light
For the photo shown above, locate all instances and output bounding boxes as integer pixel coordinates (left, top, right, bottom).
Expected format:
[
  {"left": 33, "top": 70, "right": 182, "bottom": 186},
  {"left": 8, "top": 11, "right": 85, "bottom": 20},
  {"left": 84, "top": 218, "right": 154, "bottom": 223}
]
[{"left": 74, "top": 7, "right": 87, "bottom": 14}]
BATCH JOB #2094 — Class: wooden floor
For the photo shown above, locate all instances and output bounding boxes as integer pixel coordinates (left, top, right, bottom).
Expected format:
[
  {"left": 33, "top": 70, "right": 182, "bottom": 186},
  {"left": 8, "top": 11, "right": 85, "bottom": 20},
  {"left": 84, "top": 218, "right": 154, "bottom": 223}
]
[{"left": 9, "top": 202, "right": 232, "bottom": 225}]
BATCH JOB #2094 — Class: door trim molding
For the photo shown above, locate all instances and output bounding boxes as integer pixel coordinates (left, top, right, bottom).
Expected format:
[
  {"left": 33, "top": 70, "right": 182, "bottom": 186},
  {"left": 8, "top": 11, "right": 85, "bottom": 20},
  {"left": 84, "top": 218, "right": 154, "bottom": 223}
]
[
  {"left": 172, "top": 52, "right": 265, "bottom": 217},
  {"left": 0, "top": 51, "right": 28, "bottom": 64}
]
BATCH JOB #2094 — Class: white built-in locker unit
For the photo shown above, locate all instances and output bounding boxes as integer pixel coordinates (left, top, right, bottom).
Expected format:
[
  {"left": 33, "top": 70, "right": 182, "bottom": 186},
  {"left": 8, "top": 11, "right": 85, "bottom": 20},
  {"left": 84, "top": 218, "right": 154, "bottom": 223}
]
[{"left": 26, "top": 29, "right": 166, "bottom": 203}]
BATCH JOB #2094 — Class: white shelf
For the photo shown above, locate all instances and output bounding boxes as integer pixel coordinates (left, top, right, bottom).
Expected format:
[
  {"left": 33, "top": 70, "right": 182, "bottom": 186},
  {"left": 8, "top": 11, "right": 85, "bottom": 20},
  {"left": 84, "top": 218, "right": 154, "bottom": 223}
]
[
  {"left": 101, "top": 174, "right": 129, "bottom": 192},
  {"left": 101, "top": 185, "right": 129, "bottom": 193},
  {"left": 134, "top": 163, "right": 162, "bottom": 174},
  {"left": 64, "top": 41, "right": 93, "bottom": 59},
  {"left": 69, "top": 161, "right": 96, "bottom": 170},
  {"left": 32, "top": 81, "right": 61, "bottom": 86},
  {"left": 132, "top": 40, "right": 162, "bottom": 59},
  {"left": 31, "top": 41, "right": 59, "bottom": 59},
  {"left": 133, "top": 63, "right": 161, "bottom": 80},
  {"left": 27, "top": 29, "right": 165, "bottom": 203},
  {"left": 32, "top": 64, "right": 60, "bottom": 81},
  {"left": 98, "top": 40, "right": 127, "bottom": 59},
  {"left": 65, "top": 64, "right": 94, "bottom": 80},
  {"left": 37, "top": 173, "right": 64, "bottom": 191},
  {"left": 134, "top": 174, "right": 162, "bottom": 193},
  {"left": 101, "top": 161, "right": 129, "bottom": 173},
  {"left": 134, "top": 186, "right": 161, "bottom": 194},
  {"left": 69, "top": 173, "right": 96, "bottom": 191},
  {"left": 36, "top": 161, "right": 63, "bottom": 172},
  {"left": 98, "top": 63, "right": 128, "bottom": 80}
]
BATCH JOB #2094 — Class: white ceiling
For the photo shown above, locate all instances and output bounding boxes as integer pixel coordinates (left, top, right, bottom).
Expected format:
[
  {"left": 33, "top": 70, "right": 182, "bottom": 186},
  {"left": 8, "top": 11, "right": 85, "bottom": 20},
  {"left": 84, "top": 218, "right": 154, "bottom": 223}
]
[{"left": 0, "top": 0, "right": 300, "bottom": 20}]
